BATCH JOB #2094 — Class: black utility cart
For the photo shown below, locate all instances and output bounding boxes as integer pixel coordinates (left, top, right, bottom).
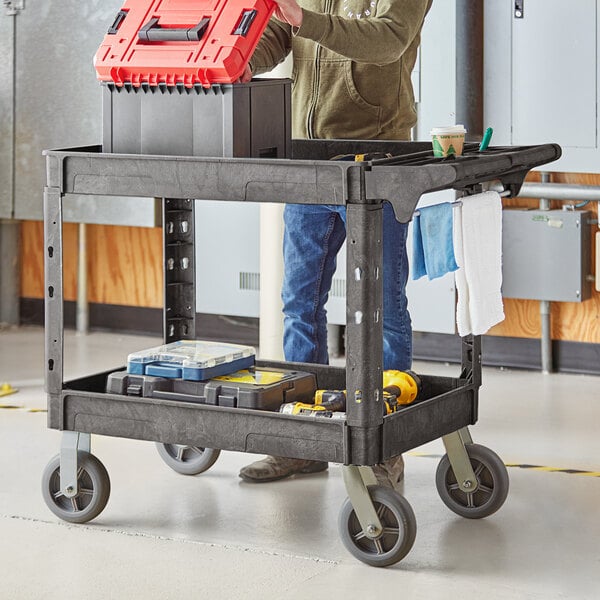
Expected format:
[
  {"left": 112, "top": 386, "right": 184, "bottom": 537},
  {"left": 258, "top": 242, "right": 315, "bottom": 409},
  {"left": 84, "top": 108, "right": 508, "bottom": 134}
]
[{"left": 41, "top": 140, "right": 560, "bottom": 566}]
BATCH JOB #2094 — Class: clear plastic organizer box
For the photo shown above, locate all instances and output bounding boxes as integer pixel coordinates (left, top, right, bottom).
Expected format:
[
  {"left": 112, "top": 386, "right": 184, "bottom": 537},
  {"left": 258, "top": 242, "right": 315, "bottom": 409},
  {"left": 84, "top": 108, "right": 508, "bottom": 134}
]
[{"left": 127, "top": 339, "right": 255, "bottom": 381}]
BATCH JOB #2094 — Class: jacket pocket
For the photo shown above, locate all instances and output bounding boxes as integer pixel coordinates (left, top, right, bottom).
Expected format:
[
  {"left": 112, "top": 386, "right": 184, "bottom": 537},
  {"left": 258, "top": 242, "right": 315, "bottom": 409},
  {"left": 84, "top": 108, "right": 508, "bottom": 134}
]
[{"left": 344, "top": 61, "right": 381, "bottom": 119}]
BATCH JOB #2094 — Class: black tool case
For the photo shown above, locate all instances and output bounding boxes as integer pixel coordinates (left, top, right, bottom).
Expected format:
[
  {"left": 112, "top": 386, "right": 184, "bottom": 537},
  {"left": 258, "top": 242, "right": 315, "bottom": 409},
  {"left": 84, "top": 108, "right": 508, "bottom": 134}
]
[
  {"left": 43, "top": 140, "right": 560, "bottom": 464},
  {"left": 102, "top": 79, "right": 292, "bottom": 159},
  {"left": 105, "top": 366, "right": 317, "bottom": 411}
]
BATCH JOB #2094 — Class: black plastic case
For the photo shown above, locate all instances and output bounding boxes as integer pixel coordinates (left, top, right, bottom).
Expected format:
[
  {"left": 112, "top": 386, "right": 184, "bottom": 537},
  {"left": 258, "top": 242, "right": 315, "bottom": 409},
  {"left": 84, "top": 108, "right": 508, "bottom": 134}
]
[
  {"left": 106, "top": 366, "right": 316, "bottom": 412},
  {"left": 102, "top": 79, "right": 291, "bottom": 158}
]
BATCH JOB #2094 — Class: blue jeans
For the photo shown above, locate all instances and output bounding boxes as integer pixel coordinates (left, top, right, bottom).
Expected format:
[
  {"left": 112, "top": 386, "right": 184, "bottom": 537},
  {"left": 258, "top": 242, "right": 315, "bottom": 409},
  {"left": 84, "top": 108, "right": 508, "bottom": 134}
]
[{"left": 282, "top": 202, "right": 412, "bottom": 370}]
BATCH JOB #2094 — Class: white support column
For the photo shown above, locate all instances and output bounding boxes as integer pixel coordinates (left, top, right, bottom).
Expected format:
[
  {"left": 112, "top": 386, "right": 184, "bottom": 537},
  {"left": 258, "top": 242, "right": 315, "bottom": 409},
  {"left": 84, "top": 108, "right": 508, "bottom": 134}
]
[{"left": 259, "top": 204, "right": 285, "bottom": 360}]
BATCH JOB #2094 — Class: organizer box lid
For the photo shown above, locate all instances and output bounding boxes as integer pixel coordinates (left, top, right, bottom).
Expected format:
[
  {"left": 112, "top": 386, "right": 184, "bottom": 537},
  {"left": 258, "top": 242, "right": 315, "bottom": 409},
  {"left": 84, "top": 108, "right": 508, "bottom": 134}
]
[{"left": 127, "top": 339, "right": 256, "bottom": 369}]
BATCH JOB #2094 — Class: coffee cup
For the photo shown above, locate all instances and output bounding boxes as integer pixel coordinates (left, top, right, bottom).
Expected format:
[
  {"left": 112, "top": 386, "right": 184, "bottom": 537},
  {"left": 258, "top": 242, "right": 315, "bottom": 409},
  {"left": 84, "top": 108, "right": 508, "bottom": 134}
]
[{"left": 430, "top": 125, "right": 467, "bottom": 157}]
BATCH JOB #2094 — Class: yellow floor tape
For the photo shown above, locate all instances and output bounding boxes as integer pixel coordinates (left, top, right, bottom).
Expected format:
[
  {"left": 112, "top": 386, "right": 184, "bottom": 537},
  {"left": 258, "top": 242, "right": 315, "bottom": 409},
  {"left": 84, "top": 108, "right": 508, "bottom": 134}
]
[
  {"left": 0, "top": 383, "right": 18, "bottom": 398},
  {"left": 504, "top": 463, "right": 600, "bottom": 478},
  {"left": 407, "top": 452, "right": 600, "bottom": 478},
  {"left": 0, "top": 382, "right": 46, "bottom": 411},
  {"left": 0, "top": 405, "right": 46, "bottom": 412}
]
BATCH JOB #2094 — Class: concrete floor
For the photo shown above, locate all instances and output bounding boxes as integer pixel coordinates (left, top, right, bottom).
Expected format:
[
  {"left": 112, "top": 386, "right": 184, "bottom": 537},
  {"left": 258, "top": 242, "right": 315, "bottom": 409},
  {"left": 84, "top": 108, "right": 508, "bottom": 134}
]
[{"left": 1, "top": 325, "right": 599, "bottom": 599}]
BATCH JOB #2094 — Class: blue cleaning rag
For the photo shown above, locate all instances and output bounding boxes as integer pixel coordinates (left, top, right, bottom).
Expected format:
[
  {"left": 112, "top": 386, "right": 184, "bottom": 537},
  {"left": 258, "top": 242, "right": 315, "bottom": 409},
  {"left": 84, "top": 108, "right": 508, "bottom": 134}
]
[{"left": 412, "top": 202, "right": 459, "bottom": 280}]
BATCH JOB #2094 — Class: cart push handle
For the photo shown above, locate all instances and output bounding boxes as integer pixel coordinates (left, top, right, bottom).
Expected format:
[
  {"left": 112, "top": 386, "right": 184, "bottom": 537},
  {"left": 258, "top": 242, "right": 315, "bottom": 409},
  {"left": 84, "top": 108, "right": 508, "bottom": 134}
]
[{"left": 138, "top": 16, "right": 211, "bottom": 42}]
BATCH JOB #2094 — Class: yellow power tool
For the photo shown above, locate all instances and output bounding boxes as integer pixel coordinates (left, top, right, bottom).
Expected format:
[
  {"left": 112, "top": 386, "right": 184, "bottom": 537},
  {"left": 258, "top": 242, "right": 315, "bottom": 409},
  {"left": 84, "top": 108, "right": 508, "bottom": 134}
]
[{"left": 280, "top": 370, "right": 421, "bottom": 417}]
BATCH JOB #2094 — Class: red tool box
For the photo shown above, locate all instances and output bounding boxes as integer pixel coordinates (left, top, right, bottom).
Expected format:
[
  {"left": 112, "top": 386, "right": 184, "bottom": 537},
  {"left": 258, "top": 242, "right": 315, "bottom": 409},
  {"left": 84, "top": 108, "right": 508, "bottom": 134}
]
[
  {"left": 96, "top": 0, "right": 290, "bottom": 158},
  {"left": 94, "top": 0, "right": 275, "bottom": 88}
]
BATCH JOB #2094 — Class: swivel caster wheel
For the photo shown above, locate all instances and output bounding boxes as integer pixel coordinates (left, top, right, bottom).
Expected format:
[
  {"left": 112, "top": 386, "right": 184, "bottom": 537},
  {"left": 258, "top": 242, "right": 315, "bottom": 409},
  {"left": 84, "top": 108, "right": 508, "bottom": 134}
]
[
  {"left": 156, "top": 443, "right": 220, "bottom": 475},
  {"left": 338, "top": 485, "right": 417, "bottom": 567},
  {"left": 41, "top": 452, "right": 110, "bottom": 524},
  {"left": 436, "top": 443, "right": 509, "bottom": 519}
]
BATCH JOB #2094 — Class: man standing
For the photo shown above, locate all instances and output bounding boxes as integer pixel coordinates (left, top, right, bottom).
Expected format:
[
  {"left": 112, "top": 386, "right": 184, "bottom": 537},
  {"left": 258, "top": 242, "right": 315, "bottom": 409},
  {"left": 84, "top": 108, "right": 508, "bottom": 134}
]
[{"left": 239, "top": 0, "right": 432, "bottom": 487}]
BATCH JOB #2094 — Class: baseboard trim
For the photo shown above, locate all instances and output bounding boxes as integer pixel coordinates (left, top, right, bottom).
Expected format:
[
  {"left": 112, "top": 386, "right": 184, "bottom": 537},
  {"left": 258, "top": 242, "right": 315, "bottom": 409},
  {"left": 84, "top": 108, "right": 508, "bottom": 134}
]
[
  {"left": 20, "top": 298, "right": 163, "bottom": 336},
  {"left": 20, "top": 299, "right": 600, "bottom": 374},
  {"left": 413, "top": 331, "right": 600, "bottom": 375},
  {"left": 19, "top": 298, "right": 259, "bottom": 345}
]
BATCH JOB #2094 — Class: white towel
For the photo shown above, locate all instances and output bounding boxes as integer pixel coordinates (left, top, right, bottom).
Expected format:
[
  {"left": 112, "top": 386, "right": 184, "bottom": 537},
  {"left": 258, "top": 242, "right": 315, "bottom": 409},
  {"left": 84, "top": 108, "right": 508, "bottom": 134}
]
[{"left": 453, "top": 191, "right": 505, "bottom": 336}]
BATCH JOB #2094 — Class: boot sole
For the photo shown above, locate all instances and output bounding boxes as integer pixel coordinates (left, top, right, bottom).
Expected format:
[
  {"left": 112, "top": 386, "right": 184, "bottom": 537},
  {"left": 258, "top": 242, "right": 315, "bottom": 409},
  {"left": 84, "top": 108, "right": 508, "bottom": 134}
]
[{"left": 239, "top": 463, "right": 328, "bottom": 483}]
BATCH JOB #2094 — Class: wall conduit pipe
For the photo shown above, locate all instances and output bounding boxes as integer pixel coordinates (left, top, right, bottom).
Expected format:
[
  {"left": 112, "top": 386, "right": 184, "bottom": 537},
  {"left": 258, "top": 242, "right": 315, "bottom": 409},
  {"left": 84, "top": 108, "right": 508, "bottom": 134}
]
[
  {"left": 517, "top": 182, "right": 600, "bottom": 202},
  {"left": 538, "top": 172, "right": 552, "bottom": 374},
  {"left": 455, "top": 0, "right": 484, "bottom": 139},
  {"left": 76, "top": 223, "right": 88, "bottom": 334}
]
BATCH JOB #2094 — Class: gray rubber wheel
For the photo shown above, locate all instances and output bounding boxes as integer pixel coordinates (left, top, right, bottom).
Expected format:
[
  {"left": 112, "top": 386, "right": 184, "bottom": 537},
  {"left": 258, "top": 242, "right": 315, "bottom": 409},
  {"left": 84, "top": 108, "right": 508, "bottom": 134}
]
[
  {"left": 338, "top": 485, "right": 417, "bottom": 567},
  {"left": 41, "top": 452, "right": 110, "bottom": 524},
  {"left": 156, "top": 443, "right": 220, "bottom": 475},
  {"left": 436, "top": 443, "right": 509, "bottom": 519}
]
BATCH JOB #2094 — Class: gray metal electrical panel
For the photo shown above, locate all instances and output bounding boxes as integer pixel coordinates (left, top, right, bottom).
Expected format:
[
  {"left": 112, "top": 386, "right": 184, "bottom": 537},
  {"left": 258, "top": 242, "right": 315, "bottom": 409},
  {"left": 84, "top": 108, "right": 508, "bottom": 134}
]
[
  {"left": 195, "top": 201, "right": 260, "bottom": 318},
  {"left": 0, "top": 10, "right": 14, "bottom": 218},
  {"left": 485, "top": 0, "right": 600, "bottom": 173},
  {"left": 2, "top": 0, "right": 157, "bottom": 225},
  {"left": 410, "top": 0, "right": 460, "bottom": 334},
  {"left": 14, "top": 1, "right": 118, "bottom": 219},
  {"left": 502, "top": 209, "right": 592, "bottom": 302}
]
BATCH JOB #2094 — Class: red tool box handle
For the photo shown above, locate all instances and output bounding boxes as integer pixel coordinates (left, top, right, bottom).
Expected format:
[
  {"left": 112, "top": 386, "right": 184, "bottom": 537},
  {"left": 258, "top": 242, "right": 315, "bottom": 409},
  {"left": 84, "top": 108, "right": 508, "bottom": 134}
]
[{"left": 138, "top": 17, "right": 210, "bottom": 42}]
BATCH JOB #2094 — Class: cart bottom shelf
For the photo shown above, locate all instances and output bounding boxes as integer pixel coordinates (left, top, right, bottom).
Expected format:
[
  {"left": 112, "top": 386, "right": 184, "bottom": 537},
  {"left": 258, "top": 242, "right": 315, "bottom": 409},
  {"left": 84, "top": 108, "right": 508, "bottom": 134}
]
[{"left": 48, "top": 362, "right": 477, "bottom": 465}]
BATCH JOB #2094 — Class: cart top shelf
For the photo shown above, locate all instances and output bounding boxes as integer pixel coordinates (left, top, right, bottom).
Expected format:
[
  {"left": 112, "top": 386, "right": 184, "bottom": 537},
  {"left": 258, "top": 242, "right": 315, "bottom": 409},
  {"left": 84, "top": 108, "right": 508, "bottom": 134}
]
[{"left": 44, "top": 140, "right": 561, "bottom": 223}]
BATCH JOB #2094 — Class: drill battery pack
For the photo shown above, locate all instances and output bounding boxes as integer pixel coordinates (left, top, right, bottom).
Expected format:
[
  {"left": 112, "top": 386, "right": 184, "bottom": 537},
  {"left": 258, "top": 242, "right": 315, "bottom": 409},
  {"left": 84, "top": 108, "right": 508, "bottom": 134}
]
[
  {"left": 94, "top": 0, "right": 275, "bottom": 87},
  {"left": 106, "top": 366, "right": 317, "bottom": 412}
]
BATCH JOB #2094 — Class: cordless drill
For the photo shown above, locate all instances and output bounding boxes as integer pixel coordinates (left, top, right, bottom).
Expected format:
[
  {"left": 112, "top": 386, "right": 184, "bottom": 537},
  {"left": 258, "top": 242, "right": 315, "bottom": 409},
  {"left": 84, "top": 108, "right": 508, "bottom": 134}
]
[{"left": 279, "top": 370, "right": 421, "bottom": 417}]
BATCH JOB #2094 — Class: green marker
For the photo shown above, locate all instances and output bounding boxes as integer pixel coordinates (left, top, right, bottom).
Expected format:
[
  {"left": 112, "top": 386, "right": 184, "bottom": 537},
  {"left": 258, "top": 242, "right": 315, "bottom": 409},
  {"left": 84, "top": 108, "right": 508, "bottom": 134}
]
[{"left": 479, "top": 127, "right": 493, "bottom": 151}]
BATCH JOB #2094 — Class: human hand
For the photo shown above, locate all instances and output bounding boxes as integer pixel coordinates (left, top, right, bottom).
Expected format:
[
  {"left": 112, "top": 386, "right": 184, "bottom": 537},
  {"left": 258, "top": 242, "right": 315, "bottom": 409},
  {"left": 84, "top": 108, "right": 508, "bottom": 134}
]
[
  {"left": 238, "top": 64, "right": 252, "bottom": 83},
  {"left": 271, "top": 0, "right": 303, "bottom": 28}
]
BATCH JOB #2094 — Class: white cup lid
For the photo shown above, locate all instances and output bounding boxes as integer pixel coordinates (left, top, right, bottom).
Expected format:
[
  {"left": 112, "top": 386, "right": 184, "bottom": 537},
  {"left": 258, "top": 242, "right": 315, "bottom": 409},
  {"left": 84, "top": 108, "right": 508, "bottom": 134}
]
[{"left": 430, "top": 125, "right": 467, "bottom": 135}]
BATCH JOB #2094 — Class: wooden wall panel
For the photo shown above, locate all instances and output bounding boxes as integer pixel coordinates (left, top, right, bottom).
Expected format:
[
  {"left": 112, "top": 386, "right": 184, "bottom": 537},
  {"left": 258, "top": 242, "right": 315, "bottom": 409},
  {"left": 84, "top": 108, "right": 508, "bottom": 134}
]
[
  {"left": 489, "top": 298, "right": 540, "bottom": 338},
  {"left": 86, "top": 225, "right": 162, "bottom": 307},
  {"left": 21, "top": 220, "right": 78, "bottom": 301},
  {"left": 20, "top": 222, "right": 162, "bottom": 308}
]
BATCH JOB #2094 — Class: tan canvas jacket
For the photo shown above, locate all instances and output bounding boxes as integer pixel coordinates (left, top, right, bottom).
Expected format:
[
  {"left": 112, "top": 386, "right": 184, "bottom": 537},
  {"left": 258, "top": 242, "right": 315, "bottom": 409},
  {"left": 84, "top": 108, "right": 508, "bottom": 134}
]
[{"left": 249, "top": 0, "right": 432, "bottom": 140}]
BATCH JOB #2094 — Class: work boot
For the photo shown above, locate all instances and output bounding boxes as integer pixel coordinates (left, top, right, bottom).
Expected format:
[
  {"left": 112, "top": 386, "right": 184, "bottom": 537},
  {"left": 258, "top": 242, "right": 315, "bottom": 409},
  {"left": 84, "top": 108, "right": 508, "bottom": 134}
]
[
  {"left": 239, "top": 455, "right": 328, "bottom": 483},
  {"left": 372, "top": 455, "right": 405, "bottom": 491}
]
